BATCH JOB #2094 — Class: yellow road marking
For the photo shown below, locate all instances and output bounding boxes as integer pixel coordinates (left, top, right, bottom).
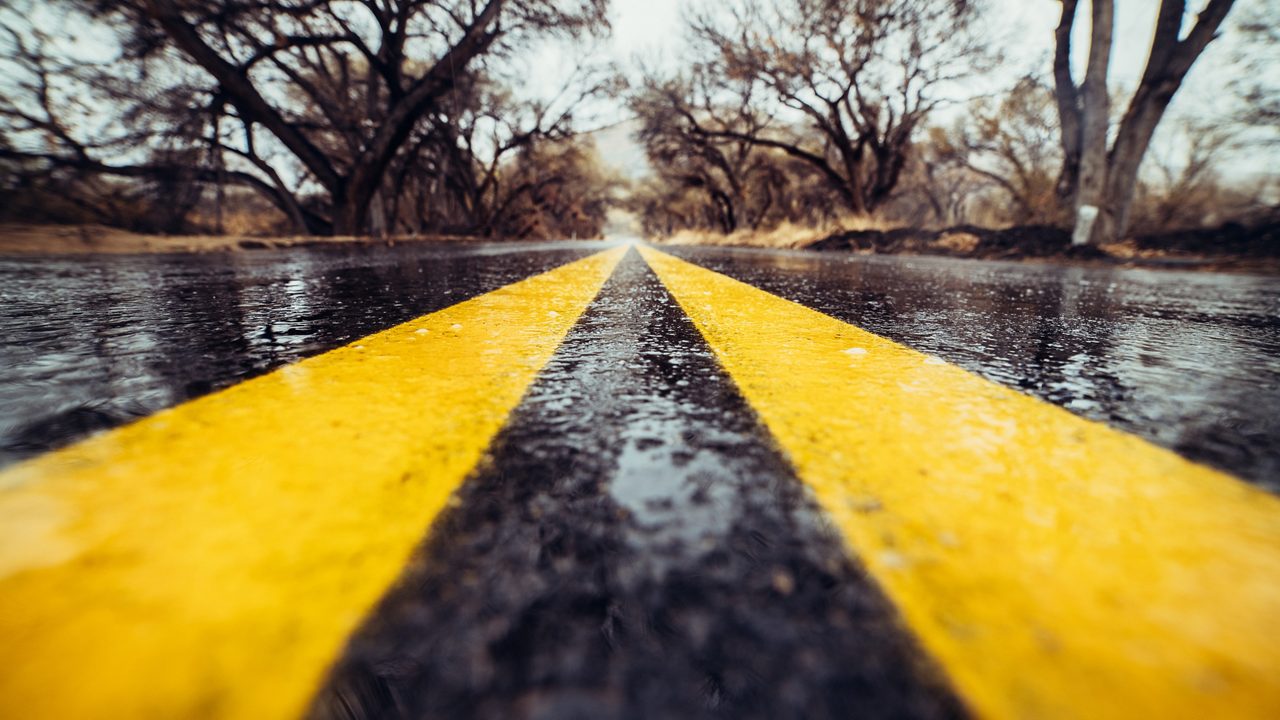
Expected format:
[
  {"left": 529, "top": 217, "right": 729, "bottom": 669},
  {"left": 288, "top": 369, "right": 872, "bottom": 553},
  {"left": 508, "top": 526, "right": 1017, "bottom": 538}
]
[
  {"left": 639, "top": 246, "right": 1280, "bottom": 720},
  {"left": 0, "top": 246, "right": 626, "bottom": 720}
]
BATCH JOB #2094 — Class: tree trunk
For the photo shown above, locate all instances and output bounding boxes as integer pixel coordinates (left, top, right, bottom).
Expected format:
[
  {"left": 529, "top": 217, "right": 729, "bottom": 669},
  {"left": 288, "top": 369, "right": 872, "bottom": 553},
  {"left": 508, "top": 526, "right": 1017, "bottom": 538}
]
[
  {"left": 146, "top": 0, "right": 505, "bottom": 238},
  {"left": 1053, "top": 0, "right": 1083, "bottom": 209},
  {"left": 214, "top": 164, "right": 225, "bottom": 235},
  {"left": 1053, "top": 0, "right": 1236, "bottom": 244},
  {"left": 1101, "top": 86, "right": 1177, "bottom": 242},
  {"left": 331, "top": 190, "right": 368, "bottom": 237},
  {"left": 369, "top": 190, "right": 388, "bottom": 238},
  {"left": 713, "top": 188, "right": 737, "bottom": 233},
  {"left": 1097, "top": 0, "right": 1236, "bottom": 243},
  {"left": 211, "top": 112, "right": 225, "bottom": 235},
  {"left": 1074, "top": 0, "right": 1114, "bottom": 245}
]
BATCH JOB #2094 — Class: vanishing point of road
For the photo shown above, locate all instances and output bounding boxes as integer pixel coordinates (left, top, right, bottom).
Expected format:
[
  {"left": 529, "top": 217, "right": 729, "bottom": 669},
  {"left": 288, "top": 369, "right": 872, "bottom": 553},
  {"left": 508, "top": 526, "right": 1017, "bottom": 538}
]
[{"left": 1, "top": 240, "right": 1278, "bottom": 719}]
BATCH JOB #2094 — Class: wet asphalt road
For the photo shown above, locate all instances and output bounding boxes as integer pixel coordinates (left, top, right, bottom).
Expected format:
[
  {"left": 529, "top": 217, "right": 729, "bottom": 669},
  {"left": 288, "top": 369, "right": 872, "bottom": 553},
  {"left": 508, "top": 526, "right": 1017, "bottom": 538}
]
[
  {"left": 2, "top": 240, "right": 1276, "bottom": 487},
  {"left": 665, "top": 246, "right": 1280, "bottom": 490},
  {"left": 1, "top": 240, "right": 1279, "bottom": 718},
  {"left": 310, "top": 252, "right": 961, "bottom": 720},
  {"left": 0, "top": 241, "right": 602, "bottom": 467}
]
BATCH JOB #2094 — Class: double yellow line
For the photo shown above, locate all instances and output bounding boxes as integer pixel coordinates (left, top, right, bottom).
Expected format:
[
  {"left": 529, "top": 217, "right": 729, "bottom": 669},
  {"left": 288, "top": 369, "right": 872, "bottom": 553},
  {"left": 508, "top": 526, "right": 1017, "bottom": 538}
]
[
  {"left": 0, "top": 247, "right": 626, "bottom": 719},
  {"left": 2, "top": 245, "right": 1278, "bottom": 719},
  {"left": 641, "top": 248, "right": 1280, "bottom": 720}
]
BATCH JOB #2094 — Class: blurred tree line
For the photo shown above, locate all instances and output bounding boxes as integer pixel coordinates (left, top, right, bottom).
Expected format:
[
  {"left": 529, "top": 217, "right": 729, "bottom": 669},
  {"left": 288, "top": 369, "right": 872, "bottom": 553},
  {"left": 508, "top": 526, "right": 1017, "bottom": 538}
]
[
  {"left": 627, "top": 0, "right": 1278, "bottom": 244},
  {"left": 1, "top": 0, "right": 1276, "bottom": 243},
  {"left": 0, "top": 0, "right": 620, "bottom": 238}
]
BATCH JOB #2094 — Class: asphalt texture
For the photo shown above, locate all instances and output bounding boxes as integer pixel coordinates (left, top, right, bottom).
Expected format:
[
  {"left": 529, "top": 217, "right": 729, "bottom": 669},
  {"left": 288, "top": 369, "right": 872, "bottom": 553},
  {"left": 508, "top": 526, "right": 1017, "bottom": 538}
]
[
  {"left": 7, "top": 241, "right": 1274, "bottom": 486},
  {"left": 0, "top": 241, "right": 602, "bottom": 467},
  {"left": 666, "top": 246, "right": 1280, "bottom": 489},
  {"left": 3, "top": 240, "right": 1279, "bottom": 718},
  {"left": 308, "top": 250, "right": 963, "bottom": 720}
]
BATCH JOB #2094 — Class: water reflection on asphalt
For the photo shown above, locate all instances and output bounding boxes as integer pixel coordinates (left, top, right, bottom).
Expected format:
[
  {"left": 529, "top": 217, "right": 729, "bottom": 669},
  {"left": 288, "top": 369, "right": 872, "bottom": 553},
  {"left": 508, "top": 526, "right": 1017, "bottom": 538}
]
[
  {"left": 670, "top": 247, "right": 1280, "bottom": 489},
  {"left": 0, "top": 241, "right": 606, "bottom": 467},
  {"left": 312, "top": 251, "right": 961, "bottom": 720},
  {"left": 1, "top": 241, "right": 1276, "bottom": 490}
]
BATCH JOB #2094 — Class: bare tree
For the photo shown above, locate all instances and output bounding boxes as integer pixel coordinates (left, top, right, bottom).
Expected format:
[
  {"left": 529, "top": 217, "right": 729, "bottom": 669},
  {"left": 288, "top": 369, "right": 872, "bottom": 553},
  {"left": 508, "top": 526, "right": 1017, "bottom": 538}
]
[
  {"left": 630, "top": 70, "right": 783, "bottom": 233},
  {"left": 489, "top": 138, "right": 620, "bottom": 239},
  {"left": 0, "top": 8, "right": 242, "bottom": 230},
  {"left": 423, "top": 62, "right": 619, "bottom": 235},
  {"left": 1129, "top": 119, "right": 1238, "bottom": 232},
  {"left": 933, "top": 78, "right": 1065, "bottom": 225},
  {"left": 899, "top": 131, "right": 984, "bottom": 226},
  {"left": 635, "top": 0, "right": 989, "bottom": 220},
  {"left": 1055, "top": 0, "right": 1236, "bottom": 244},
  {"left": 1, "top": 0, "right": 609, "bottom": 235},
  {"left": 1228, "top": 0, "right": 1279, "bottom": 140},
  {"left": 631, "top": 68, "right": 852, "bottom": 236}
]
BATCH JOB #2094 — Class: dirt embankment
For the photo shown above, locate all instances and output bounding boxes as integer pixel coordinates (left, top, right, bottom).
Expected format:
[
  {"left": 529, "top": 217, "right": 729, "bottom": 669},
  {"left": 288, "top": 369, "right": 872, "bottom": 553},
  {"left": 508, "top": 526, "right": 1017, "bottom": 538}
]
[
  {"left": 0, "top": 224, "right": 478, "bottom": 255},
  {"left": 809, "top": 224, "right": 1091, "bottom": 258},
  {"left": 782, "top": 222, "right": 1280, "bottom": 273}
]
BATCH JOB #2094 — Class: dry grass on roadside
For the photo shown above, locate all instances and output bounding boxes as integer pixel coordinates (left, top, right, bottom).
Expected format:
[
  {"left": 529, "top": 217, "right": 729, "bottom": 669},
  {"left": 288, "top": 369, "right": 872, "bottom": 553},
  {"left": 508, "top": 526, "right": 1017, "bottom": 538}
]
[
  {"left": 0, "top": 223, "right": 473, "bottom": 255},
  {"left": 658, "top": 216, "right": 902, "bottom": 249}
]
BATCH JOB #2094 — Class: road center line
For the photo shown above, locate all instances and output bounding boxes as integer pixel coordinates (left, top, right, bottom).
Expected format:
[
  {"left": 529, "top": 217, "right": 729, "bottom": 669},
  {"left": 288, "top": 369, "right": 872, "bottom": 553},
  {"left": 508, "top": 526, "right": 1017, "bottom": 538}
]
[
  {"left": 0, "top": 246, "right": 626, "bottom": 720},
  {"left": 309, "top": 248, "right": 965, "bottom": 719},
  {"left": 639, "top": 246, "right": 1280, "bottom": 720}
]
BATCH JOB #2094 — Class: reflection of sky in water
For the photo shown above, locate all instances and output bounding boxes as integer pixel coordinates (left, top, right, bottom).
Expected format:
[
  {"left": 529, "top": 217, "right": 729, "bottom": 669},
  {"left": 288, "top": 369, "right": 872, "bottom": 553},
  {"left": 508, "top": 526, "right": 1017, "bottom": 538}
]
[
  {"left": 233, "top": 253, "right": 324, "bottom": 359},
  {"left": 494, "top": 254, "right": 834, "bottom": 581},
  {"left": 1, "top": 243, "right": 1276, "bottom": 489},
  {"left": 673, "top": 248, "right": 1280, "bottom": 489},
  {"left": 313, "top": 253, "right": 956, "bottom": 720},
  {"left": 0, "top": 242, "right": 606, "bottom": 467}
]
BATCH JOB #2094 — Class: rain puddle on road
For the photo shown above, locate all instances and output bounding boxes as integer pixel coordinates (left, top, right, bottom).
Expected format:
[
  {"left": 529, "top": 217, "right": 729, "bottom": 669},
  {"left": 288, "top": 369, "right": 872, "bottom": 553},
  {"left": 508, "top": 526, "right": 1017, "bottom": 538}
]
[
  {"left": 671, "top": 247, "right": 1280, "bottom": 490},
  {"left": 0, "top": 241, "right": 606, "bottom": 468},
  {"left": 310, "top": 250, "right": 964, "bottom": 720}
]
